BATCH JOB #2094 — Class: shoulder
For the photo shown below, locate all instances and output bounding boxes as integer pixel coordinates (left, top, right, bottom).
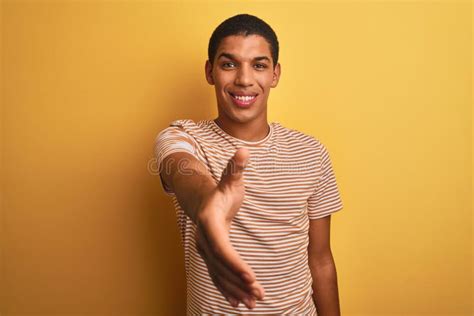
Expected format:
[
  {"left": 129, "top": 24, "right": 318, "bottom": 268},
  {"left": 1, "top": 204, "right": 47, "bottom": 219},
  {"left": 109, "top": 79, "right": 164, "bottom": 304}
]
[
  {"left": 169, "top": 118, "right": 196, "bottom": 127},
  {"left": 155, "top": 118, "right": 220, "bottom": 153},
  {"left": 273, "top": 122, "right": 324, "bottom": 152},
  {"left": 167, "top": 118, "right": 214, "bottom": 134},
  {"left": 156, "top": 118, "right": 208, "bottom": 137},
  {"left": 155, "top": 119, "right": 199, "bottom": 143}
]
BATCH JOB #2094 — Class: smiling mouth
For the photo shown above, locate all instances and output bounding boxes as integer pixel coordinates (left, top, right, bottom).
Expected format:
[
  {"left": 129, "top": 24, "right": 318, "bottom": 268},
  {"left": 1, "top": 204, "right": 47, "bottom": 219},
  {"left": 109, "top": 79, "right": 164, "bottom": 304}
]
[
  {"left": 229, "top": 92, "right": 258, "bottom": 101},
  {"left": 228, "top": 91, "right": 259, "bottom": 108}
]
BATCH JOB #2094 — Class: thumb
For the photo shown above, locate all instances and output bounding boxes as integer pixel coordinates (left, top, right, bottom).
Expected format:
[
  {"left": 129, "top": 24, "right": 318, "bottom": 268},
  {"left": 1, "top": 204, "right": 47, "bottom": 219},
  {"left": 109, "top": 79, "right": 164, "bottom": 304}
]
[{"left": 219, "top": 147, "right": 250, "bottom": 188}]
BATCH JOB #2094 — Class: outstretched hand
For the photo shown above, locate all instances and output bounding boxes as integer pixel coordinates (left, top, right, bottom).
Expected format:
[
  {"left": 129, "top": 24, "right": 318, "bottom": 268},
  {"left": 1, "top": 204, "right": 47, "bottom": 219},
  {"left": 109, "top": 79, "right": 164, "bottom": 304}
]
[{"left": 195, "top": 147, "right": 265, "bottom": 309}]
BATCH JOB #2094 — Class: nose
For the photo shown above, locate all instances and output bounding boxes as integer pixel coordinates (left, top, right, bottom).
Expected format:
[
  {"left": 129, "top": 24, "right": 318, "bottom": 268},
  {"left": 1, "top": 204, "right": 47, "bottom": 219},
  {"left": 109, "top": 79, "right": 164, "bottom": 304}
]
[{"left": 234, "top": 64, "right": 254, "bottom": 87}]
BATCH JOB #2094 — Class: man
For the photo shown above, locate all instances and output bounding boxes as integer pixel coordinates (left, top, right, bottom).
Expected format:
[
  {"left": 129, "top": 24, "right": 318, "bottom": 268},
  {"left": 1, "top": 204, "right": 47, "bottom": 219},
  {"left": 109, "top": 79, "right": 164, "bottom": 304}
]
[{"left": 154, "top": 14, "right": 343, "bottom": 315}]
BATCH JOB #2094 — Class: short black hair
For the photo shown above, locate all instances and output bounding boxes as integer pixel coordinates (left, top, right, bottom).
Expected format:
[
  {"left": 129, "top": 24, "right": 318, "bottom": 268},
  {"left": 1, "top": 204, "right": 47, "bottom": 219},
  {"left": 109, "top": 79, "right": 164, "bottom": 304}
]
[{"left": 208, "top": 14, "right": 279, "bottom": 69}]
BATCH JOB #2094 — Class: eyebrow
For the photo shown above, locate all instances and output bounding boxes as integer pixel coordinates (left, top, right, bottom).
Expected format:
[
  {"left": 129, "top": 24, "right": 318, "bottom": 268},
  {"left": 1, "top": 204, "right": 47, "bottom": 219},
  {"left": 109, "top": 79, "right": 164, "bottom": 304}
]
[{"left": 217, "top": 52, "right": 271, "bottom": 63}]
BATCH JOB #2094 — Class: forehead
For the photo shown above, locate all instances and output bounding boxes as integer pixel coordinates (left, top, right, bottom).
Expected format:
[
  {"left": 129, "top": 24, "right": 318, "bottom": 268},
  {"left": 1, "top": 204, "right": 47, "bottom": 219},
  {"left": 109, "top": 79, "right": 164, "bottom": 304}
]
[{"left": 216, "top": 35, "right": 272, "bottom": 60}]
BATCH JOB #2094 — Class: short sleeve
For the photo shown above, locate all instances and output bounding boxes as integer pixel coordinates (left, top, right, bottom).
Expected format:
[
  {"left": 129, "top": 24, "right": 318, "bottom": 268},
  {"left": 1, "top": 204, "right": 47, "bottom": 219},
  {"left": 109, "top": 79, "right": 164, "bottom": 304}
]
[
  {"left": 154, "top": 126, "right": 199, "bottom": 195},
  {"left": 307, "top": 142, "right": 343, "bottom": 220}
]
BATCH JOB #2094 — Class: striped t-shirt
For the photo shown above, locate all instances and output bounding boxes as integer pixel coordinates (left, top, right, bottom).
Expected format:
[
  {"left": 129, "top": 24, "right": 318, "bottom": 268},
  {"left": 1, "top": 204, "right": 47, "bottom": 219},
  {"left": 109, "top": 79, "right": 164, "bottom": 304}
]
[{"left": 154, "top": 119, "right": 343, "bottom": 315}]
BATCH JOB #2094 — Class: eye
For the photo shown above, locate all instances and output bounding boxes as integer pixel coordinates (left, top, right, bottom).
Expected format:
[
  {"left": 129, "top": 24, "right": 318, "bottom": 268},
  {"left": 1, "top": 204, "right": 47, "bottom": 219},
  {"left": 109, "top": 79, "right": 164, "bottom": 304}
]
[
  {"left": 222, "top": 62, "right": 235, "bottom": 68},
  {"left": 255, "top": 64, "right": 268, "bottom": 69}
]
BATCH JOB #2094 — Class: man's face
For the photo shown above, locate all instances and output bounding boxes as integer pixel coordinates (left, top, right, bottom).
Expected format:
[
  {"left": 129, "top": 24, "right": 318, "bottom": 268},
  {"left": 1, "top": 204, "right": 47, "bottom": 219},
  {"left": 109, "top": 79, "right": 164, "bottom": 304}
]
[{"left": 205, "top": 35, "right": 281, "bottom": 124}]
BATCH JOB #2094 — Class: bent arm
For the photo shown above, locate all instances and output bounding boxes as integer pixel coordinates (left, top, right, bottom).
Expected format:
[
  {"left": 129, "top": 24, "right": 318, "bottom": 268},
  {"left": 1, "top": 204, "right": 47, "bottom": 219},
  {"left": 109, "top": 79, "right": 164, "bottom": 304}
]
[{"left": 308, "top": 215, "right": 341, "bottom": 316}]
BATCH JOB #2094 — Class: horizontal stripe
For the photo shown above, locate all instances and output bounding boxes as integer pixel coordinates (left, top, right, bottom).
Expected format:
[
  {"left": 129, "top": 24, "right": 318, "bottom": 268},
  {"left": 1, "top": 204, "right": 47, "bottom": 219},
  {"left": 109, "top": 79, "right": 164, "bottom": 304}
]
[{"left": 154, "top": 119, "right": 343, "bottom": 315}]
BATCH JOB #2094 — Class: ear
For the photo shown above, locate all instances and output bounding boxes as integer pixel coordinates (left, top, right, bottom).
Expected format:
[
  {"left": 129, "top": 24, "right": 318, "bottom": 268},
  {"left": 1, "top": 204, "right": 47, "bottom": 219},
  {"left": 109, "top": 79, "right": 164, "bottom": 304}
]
[
  {"left": 205, "top": 60, "right": 215, "bottom": 85},
  {"left": 270, "top": 62, "right": 281, "bottom": 88}
]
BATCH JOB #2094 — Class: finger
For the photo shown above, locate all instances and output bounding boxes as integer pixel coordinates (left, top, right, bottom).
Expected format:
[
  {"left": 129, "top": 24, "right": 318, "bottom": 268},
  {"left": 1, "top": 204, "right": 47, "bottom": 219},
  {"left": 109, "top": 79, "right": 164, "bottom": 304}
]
[
  {"left": 215, "top": 268, "right": 256, "bottom": 309},
  {"left": 196, "top": 230, "right": 237, "bottom": 303},
  {"left": 212, "top": 271, "right": 236, "bottom": 307},
  {"left": 208, "top": 260, "right": 255, "bottom": 310},
  {"left": 219, "top": 147, "right": 249, "bottom": 187},
  {"left": 202, "top": 242, "right": 256, "bottom": 305},
  {"left": 199, "top": 217, "right": 259, "bottom": 286},
  {"left": 200, "top": 244, "right": 240, "bottom": 308},
  {"left": 196, "top": 226, "right": 263, "bottom": 298},
  {"left": 198, "top": 222, "right": 265, "bottom": 300},
  {"left": 211, "top": 266, "right": 242, "bottom": 308}
]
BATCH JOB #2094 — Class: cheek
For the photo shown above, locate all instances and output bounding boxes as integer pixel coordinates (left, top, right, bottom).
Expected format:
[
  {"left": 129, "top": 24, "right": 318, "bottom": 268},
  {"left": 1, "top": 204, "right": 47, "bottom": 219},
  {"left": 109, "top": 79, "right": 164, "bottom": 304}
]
[
  {"left": 214, "top": 71, "right": 231, "bottom": 83},
  {"left": 213, "top": 80, "right": 225, "bottom": 93},
  {"left": 258, "top": 74, "right": 274, "bottom": 90},
  {"left": 215, "top": 81, "right": 230, "bottom": 94}
]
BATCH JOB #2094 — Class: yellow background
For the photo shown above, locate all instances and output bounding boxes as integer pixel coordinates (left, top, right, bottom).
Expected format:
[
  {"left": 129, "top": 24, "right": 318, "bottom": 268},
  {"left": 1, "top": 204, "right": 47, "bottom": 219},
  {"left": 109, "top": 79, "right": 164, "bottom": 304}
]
[{"left": 1, "top": 1, "right": 472, "bottom": 315}]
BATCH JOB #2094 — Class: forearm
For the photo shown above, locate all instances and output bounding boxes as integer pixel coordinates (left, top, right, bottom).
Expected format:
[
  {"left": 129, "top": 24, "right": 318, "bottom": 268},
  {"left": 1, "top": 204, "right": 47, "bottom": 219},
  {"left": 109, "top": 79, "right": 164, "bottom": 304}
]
[
  {"left": 309, "top": 255, "right": 341, "bottom": 316},
  {"left": 163, "top": 152, "right": 217, "bottom": 224}
]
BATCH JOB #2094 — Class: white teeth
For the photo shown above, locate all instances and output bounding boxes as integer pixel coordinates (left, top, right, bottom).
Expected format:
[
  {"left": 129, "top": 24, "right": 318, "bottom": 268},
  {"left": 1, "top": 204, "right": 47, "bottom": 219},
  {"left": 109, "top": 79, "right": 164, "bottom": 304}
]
[{"left": 233, "top": 94, "right": 256, "bottom": 101}]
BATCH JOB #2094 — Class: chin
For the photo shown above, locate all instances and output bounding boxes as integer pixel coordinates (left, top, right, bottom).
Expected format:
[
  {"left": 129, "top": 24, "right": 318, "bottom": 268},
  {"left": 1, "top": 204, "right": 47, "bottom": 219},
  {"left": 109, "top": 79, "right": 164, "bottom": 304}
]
[
  {"left": 233, "top": 111, "right": 263, "bottom": 124},
  {"left": 217, "top": 100, "right": 264, "bottom": 123},
  {"left": 219, "top": 110, "right": 249, "bottom": 123}
]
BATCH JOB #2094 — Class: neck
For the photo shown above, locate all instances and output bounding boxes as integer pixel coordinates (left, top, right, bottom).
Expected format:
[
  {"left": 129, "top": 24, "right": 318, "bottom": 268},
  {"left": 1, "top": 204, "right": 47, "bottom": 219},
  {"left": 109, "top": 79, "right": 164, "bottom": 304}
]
[{"left": 214, "top": 115, "right": 270, "bottom": 142}]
